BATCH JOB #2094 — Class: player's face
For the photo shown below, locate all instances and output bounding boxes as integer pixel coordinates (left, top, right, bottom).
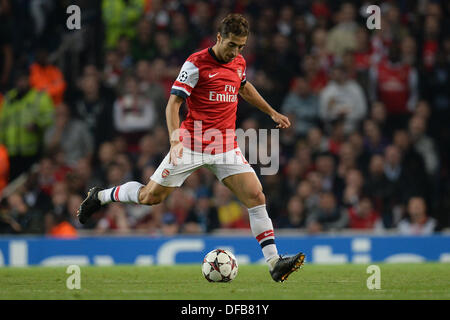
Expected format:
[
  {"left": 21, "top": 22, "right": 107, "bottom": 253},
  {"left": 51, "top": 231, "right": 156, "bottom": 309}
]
[{"left": 217, "top": 33, "right": 247, "bottom": 62}]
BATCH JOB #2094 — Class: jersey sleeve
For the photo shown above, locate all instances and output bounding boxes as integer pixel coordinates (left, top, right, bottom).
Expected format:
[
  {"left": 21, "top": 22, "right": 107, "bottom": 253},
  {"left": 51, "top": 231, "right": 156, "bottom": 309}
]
[
  {"left": 240, "top": 59, "right": 247, "bottom": 87},
  {"left": 170, "top": 60, "right": 199, "bottom": 99}
]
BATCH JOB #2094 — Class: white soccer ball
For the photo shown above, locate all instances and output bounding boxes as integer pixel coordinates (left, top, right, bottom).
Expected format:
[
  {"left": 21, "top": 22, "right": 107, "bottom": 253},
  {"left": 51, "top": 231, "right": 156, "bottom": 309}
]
[{"left": 202, "top": 249, "right": 238, "bottom": 282}]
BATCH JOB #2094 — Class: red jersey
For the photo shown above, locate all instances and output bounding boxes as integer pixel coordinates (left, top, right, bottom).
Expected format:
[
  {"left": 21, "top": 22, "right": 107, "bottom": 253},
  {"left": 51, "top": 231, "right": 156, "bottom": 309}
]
[
  {"left": 348, "top": 207, "right": 379, "bottom": 229},
  {"left": 171, "top": 48, "right": 247, "bottom": 154},
  {"left": 376, "top": 60, "right": 411, "bottom": 114}
]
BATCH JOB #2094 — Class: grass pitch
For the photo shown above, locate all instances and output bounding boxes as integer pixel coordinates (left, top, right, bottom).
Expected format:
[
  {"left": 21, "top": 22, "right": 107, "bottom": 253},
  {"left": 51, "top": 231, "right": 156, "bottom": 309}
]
[{"left": 0, "top": 263, "right": 448, "bottom": 300}]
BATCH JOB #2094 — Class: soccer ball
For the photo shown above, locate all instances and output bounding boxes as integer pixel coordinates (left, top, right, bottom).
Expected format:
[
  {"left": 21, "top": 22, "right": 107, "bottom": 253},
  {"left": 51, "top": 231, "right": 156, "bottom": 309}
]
[{"left": 202, "top": 249, "right": 238, "bottom": 282}]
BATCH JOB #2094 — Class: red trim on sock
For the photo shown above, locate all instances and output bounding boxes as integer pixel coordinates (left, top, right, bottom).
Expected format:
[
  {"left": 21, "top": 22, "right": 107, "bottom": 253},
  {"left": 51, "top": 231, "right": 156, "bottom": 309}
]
[
  {"left": 114, "top": 186, "right": 121, "bottom": 202},
  {"left": 256, "top": 230, "right": 274, "bottom": 242}
]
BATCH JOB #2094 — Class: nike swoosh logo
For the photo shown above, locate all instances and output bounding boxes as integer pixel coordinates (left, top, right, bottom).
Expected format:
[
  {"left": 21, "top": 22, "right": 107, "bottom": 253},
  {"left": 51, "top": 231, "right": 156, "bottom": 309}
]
[
  {"left": 209, "top": 73, "right": 219, "bottom": 78},
  {"left": 264, "top": 232, "right": 272, "bottom": 237}
]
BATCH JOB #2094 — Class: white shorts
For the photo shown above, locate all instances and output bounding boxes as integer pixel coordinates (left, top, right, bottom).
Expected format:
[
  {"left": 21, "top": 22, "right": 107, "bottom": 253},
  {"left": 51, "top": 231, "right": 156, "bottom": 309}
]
[{"left": 150, "top": 146, "right": 255, "bottom": 187}]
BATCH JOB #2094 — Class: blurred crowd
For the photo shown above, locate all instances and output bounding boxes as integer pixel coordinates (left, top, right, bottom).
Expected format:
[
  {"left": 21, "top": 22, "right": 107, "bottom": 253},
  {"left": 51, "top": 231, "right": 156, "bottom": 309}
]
[{"left": 0, "top": 0, "right": 449, "bottom": 237}]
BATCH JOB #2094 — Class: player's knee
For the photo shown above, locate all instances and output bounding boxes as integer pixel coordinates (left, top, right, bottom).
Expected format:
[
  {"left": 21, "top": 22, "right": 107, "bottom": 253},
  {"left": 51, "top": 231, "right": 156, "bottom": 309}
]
[{"left": 248, "top": 189, "right": 266, "bottom": 206}]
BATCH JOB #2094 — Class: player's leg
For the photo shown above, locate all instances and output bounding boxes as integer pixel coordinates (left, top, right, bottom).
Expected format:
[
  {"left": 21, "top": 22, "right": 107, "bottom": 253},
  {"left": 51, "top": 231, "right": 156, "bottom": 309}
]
[
  {"left": 77, "top": 146, "right": 200, "bottom": 224},
  {"left": 97, "top": 179, "right": 175, "bottom": 206},
  {"left": 77, "top": 179, "right": 175, "bottom": 224},
  {"left": 221, "top": 171, "right": 305, "bottom": 282},
  {"left": 221, "top": 171, "right": 278, "bottom": 262}
]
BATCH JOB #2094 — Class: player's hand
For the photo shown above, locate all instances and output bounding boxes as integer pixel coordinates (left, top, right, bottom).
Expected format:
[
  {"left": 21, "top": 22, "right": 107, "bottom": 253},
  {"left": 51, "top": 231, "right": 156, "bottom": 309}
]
[
  {"left": 169, "top": 141, "right": 183, "bottom": 166},
  {"left": 271, "top": 112, "right": 291, "bottom": 129}
]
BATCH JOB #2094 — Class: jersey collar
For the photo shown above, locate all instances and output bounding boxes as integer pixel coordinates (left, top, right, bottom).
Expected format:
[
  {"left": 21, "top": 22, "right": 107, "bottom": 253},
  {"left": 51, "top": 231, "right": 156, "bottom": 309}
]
[{"left": 208, "top": 47, "right": 227, "bottom": 64}]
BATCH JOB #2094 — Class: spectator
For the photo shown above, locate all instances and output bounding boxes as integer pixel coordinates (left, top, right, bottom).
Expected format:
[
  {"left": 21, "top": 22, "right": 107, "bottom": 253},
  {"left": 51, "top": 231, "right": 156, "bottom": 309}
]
[
  {"left": 67, "top": 193, "right": 83, "bottom": 230},
  {"left": 150, "top": 58, "right": 177, "bottom": 98},
  {"left": 143, "top": 0, "right": 169, "bottom": 30},
  {"left": 72, "top": 74, "right": 115, "bottom": 148},
  {"left": 319, "top": 65, "right": 367, "bottom": 134},
  {"left": 191, "top": 1, "right": 214, "bottom": 46},
  {"left": 45, "top": 181, "right": 77, "bottom": 237},
  {"left": 95, "top": 203, "right": 130, "bottom": 234},
  {"left": 154, "top": 31, "right": 179, "bottom": 67},
  {"left": 113, "top": 74, "right": 157, "bottom": 150},
  {"left": 281, "top": 76, "right": 320, "bottom": 137},
  {"left": 370, "top": 101, "right": 387, "bottom": 133},
  {"left": 170, "top": 12, "right": 197, "bottom": 63},
  {"left": 307, "top": 192, "right": 348, "bottom": 233},
  {"left": 325, "top": 117, "right": 346, "bottom": 155},
  {"left": 311, "top": 27, "right": 333, "bottom": 72},
  {"left": 73, "top": 157, "right": 103, "bottom": 195},
  {"left": 277, "top": 5, "right": 295, "bottom": 37},
  {"left": 29, "top": 47, "right": 66, "bottom": 105},
  {"left": 135, "top": 59, "right": 166, "bottom": 120},
  {"left": 369, "top": 43, "right": 419, "bottom": 130},
  {"left": 213, "top": 181, "right": 249, "bottom": 229},
  {"left": 116, "top": 35, "right": 134, "bottom": 70},
  {"left": 102, "top": 0, "right": 144, "bottom": 49},
  {"left": 291, "top": 14, "right": 309, "bottom": 57},
  {"left": 44, "top": 102, "right": 94, "bottom": 167},
  {"left": 422, "top": 38, "right": 450, "bottom": 128},
  {"left": 315, "top": 153, "right": 345, "bottom": 199},
  {"left": 363, "top": 119, "right": 388, "bottom": 155},
  {"left": 310, "top": 0, "right": 331, "bottom": 29},
  {"left": 408, "top": 116, "right": 439, "bottom": 177},
  {"left": 348, "top": 131, "right": 371, "bottom": 173},
  {"left": 307, "top": 127, "right": 329, "bottom": 160},
  {"left": 413, "top": 100, "right": 431, "bottom": 122},
  {"left": 183, "top": 191, "right": 220, "bottom": 234},
  {"left": 277, "top": 195, "right": 307, "bottom": 229},
  {"left": 326, "top": 2, "right": 358, "bottom": 59},
  {"left": 165, "top": 188, "right": 195, "bottom": 226},
  {"left": 420, "top": 15, "right": 440, "bottom": 71},
  {"left": 401, "top": 36, "right": 417, "bottom": 67},
  {"left": 258, "top": 32, "right": 298, "bottom": 105},
  {"left": 103, "top": 49, "right": 123, "bottom": 90},
  {"left": 382, "top": 144, "right": 426, "bottom": 227},
  {"left": 296, "top": 179, "right": 320, "bottom": 213},
  {"left": 392, "top": 129, "right": 427, "bottom": 179},
  {"left": 283, "top": 158, "right": 303, "bottom": 197},
  {"left": 160, "top": 211, "right": 179, "bottom": 236},
  {"left": 347, "top": 196, "right": 381, "bottom": 230},
  {"left": 337, "top": 143, "right": 358, "bottom": 180},
  {"left": 4, "top": 192, "right": 43, "bottom": 234},
  {"left": 363, "top": 154, "right": 389, "bottom": 213},
  {"left": 301, "top": 54, "right": 328, "bottom": 94},
  {"left": 342, "top": 169, "right": 364, "bottom": 207},
  {"left": 352, "top": 27, "right": 373, "bottom": 86},
  {"left": 131, "top": 18, "right": 156, "bottom": 62},
  {"left": 0, "top": 69, "right": 54, "bottom": 181},
  {"left": 383, "top": 145, "right": 403, "bottom": 184},
  {"left": 398, "top": 197, "right": 436, "bottom": 235},
  {"left": 136, "top": 134, "right": 159, "bottom": 171}
]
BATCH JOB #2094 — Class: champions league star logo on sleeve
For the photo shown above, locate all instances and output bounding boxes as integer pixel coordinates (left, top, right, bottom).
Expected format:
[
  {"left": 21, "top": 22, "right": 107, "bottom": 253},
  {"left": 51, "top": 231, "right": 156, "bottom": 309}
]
[{"left": 178, "top": 71, "right": 188, "bottom": 82}]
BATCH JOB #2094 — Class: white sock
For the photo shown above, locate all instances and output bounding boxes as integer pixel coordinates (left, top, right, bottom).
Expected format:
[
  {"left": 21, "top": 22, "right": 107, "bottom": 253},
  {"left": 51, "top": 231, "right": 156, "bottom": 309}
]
[
  {"left": 248, "top": 204, "right": 279, "bottom": 268},
  {"left": 97, "top": 181, "right": 144, "bottom": 205}
]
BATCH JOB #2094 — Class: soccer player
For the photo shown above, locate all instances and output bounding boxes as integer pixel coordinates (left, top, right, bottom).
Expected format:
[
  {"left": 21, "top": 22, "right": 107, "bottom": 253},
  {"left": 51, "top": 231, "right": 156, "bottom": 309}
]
[{"left": 77, "top": 13, "right": 305, "bottom": 282}]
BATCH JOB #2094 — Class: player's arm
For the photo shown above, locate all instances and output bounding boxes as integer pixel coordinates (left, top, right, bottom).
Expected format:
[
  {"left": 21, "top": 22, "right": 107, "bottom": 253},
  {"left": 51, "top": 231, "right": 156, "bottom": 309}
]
[
  {"left": 239, "top": 81, "right": 291, "bottom": 129},
  {"left": 166, "top": 94, "right": 185, "bottom": 165},
  {"left": 167, "top": 59, "right": 199, "bottom": 165}
]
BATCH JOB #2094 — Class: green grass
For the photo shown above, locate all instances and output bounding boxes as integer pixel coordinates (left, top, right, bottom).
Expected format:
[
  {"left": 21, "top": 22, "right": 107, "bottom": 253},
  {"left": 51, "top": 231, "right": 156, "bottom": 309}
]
[{"left": 0, "top": 263, "right": 449, "bottom": 300}]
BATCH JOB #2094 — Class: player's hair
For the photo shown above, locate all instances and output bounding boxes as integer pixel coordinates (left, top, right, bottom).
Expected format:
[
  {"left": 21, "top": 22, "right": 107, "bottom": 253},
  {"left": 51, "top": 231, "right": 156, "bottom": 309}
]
[{"left": 218, "top": 13, "right": 249, "bottom": 38}]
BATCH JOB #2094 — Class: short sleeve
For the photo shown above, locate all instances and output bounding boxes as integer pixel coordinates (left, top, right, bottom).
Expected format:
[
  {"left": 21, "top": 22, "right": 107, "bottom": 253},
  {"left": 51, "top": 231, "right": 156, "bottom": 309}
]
[
  {"left": 170, "top": 60, "right": 199, "bottom": 99},
  {"left": 240, "top": 59, "right": 247, "bottom": 87}
]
